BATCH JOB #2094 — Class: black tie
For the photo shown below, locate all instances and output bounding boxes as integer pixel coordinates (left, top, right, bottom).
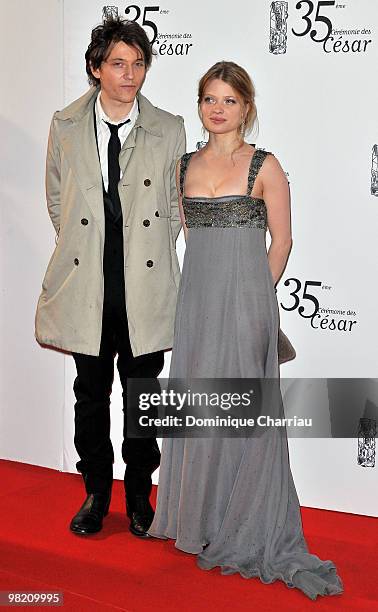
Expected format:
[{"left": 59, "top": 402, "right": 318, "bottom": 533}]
[{"left": 105, "top": 120, "right": 130, "bottom": 221}]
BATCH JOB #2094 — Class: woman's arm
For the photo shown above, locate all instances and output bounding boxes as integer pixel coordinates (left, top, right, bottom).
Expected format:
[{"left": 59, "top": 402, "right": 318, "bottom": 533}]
[
  {"left": 170, "top": 118, "right": 186, "bottom": 242},
  {"left": 176, "top": 159, "right": 189, "bottom": 242},
  {"left": 261, "top": 154, "right": 292, "bottom": 286}
]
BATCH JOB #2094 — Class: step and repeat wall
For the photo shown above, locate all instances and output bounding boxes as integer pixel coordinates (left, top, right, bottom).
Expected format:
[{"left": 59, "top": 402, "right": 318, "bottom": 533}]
[{"left": 9, "top": 0, "right": 376, "bottom": 514}]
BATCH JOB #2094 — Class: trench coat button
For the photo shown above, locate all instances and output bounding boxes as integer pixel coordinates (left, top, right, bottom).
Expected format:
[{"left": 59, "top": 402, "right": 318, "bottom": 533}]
[
  {"left": 81, "top": 218, "right": 88, "bottom": 225},
  {"left": 146, "top": 260, "right": 153, "bottom": 268},
  {"left": 155, "top": 210, "right": 159, "bottom": 217},
  {"left": 143, "top": 219, "right": 150, "bottom": 227},
  {"left": 74, "top": 258, "right": 79, "bottom": 266},
  {"left": 144, "top": 178, "right": 151, "bottom": 187}
]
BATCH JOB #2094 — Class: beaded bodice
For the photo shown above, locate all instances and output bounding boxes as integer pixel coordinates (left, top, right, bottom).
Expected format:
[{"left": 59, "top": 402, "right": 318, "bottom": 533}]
[{"left": 180, "top": 148, "right": 271, "bottom": 230}]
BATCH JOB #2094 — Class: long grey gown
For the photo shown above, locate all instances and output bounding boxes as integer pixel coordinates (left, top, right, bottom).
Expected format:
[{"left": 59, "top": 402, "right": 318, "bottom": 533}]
[{"left": 148, "top": 148, "right": 344, "bottom": 601}]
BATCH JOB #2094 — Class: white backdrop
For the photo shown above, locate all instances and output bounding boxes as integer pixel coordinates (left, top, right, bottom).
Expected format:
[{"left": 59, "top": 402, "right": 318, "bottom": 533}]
[
  {"left": 0, "top": 0, "right": 65, "bottom": 470},
  {"left": 1, "top": 0, "right": 377, "bottom": 516}
]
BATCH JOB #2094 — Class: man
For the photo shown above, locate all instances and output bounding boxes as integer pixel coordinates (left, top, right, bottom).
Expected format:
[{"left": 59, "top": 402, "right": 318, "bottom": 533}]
[{"left": 35, "top": 17, "right": 186, "bottom": 537}]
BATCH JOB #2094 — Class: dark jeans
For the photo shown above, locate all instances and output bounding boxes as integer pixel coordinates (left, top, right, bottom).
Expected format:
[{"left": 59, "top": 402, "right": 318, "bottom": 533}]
[{"left": 72, "top": 293, "right": 164, "bottom": 505}]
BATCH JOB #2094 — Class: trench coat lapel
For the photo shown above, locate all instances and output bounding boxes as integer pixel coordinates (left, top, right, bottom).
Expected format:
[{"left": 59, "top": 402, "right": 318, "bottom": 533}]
[
  {"left": 59, "top": 99, "right": 104, "bottom": 238},
  {"left": 119, "top": 125, "right": 137, "bottom": 181},
  {"left": 119, "top": 93, "right": 163, "bottom": 209}
]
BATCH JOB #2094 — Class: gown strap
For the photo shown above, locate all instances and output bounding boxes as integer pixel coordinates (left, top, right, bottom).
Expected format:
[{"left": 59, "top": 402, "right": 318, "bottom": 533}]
[
  {"left": 179, "top": 152, "right": 196, "bottom": 196},
  {"left": 247, "top": 148, "right": 272, "bottom": 196}
]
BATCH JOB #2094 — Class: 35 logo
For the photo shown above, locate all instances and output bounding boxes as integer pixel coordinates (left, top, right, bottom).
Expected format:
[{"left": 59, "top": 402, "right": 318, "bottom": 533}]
[
  {"left": 125, "top": 5, "right": 159, "bottom": 44},
  {"left": 280, "top": 278, "right": 322, "bottom": 318},
  {"left": 292, "top": 0, "right": 335, "bottom": 43}
]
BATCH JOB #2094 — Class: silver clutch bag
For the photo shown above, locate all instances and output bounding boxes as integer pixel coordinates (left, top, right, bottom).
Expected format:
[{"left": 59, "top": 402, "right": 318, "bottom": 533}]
[{"left": 278, "top": 328, "right": 296, "bottom": 364}]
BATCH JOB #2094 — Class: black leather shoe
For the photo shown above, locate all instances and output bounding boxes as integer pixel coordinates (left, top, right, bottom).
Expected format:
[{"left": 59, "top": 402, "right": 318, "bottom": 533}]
[
  {"left": 126, "top": 495, "right": 154, "bottom": 538},
  {"left": 70, "top": 491, "right": 111, "bottom": 535}
]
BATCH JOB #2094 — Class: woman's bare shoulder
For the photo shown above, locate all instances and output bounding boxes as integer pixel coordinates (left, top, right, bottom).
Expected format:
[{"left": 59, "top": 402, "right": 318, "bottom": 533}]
[{"left": 259, "top": 151, "right": 287, "bottom": 183}]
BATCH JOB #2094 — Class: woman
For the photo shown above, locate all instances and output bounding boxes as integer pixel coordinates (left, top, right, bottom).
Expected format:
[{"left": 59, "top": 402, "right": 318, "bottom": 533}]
[{"left": 148, "top": 62, "right": 343, "bottom": 600}]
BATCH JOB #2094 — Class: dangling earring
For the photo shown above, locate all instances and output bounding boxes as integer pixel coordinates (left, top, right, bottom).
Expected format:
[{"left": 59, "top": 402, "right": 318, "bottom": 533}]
[
  {"left": 239, "top": 118, "right": 246, "bottom": 137},
  {"left": 198, "top": 105, "right": 208, "bottom": 145},
  {"left": 196, "top": 126, "right": 208, "bottom": 150}
]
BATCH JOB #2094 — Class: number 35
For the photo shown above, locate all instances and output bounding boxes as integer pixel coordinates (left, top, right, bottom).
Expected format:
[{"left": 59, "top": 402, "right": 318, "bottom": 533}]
[
  {"left": 125, "top": 5, "right": 159, "bottom": 45},
  {"left": 292, "top": 1, "right": 335, "bottom": 43},
  {"left": 280, "top": 278, "right": 322, "bottom": 318}
]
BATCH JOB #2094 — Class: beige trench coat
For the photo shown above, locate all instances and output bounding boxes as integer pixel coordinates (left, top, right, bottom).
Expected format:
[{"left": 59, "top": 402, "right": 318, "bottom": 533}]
[{"left": 35, "top": 87, "right": 186, "bottom": 356}]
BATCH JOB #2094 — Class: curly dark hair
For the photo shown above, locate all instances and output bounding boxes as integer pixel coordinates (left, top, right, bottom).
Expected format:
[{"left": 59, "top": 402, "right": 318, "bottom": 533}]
[{"left": 85, "top": 17, "right": 155, "bottom": 86}]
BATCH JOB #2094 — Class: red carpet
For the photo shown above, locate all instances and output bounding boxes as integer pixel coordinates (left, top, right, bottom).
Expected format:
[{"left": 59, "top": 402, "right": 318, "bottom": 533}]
[{"left": 0, "top": 459, "right": 377, "bottom": 611}]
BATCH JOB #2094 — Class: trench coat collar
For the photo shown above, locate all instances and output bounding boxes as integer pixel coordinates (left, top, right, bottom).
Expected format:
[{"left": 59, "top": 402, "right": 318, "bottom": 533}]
[
  {"left": 134, "top": 93, "right": 163, "bottom": 137},
  {"left": 56, "top": 86, "right": 163, "bottom": 137}
]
